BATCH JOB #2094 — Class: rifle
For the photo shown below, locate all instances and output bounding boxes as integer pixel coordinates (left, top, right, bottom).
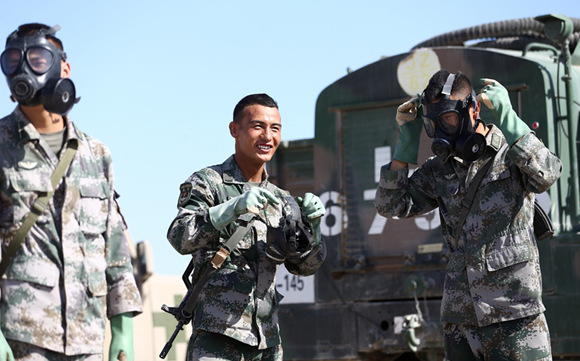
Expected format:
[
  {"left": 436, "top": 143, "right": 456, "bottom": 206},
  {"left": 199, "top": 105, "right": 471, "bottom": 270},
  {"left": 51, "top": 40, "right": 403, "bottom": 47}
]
[
  {"left": 159, "top": 214, "right": 255, "bottom": 359},
  {"left": 158, "top": 259, "right": 195, "bottom": 359}
]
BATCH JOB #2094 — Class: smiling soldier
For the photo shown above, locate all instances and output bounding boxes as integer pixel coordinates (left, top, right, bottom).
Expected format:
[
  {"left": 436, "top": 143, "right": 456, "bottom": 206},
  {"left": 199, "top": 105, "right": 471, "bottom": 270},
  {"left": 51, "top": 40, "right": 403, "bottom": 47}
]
[{"left": 167, "top": 93, "right": 327, "bottom": 361}]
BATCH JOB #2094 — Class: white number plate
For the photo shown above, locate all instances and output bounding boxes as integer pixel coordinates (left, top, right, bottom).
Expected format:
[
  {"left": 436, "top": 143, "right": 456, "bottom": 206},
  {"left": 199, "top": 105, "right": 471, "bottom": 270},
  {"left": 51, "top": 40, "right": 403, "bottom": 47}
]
[{"left": 276, "top": 264, "right": 315, "bottom": 304}]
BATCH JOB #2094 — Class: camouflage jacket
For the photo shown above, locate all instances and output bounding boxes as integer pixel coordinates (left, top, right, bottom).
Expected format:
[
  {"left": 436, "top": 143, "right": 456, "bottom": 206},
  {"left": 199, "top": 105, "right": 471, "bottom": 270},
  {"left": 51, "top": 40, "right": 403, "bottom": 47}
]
[
  {"left": 375, "top": 125, "right": 562, "bottom": 327},
  {"left": 167, "top": 155, "right": 326, "bottom": 349},
  {"left": 0, "top": 108, "right": 143, "bottom": 355}
]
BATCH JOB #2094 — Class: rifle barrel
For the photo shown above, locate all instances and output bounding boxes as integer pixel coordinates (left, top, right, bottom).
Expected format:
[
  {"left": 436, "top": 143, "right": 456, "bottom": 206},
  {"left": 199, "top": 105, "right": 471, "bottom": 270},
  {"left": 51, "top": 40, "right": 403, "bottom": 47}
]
[{"left": 159, "top": 321, "right": 185, "bottom": 359}]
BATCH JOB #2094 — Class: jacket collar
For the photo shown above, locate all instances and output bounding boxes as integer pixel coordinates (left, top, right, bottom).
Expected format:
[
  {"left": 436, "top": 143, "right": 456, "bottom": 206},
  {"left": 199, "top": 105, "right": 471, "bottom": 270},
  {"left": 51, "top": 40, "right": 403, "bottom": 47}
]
[
  {"left": 14, "top": 107, "right": 81, "bottom": 145},
  {"left": 221, "top": 155, "right": 270, "bottom": 186}
]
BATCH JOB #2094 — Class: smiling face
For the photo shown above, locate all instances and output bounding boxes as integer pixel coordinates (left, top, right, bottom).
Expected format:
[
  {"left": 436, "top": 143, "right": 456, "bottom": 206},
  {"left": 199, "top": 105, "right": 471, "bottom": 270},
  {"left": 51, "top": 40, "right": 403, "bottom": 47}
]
[{"left": 230, "top": 104, "right": 282, "bottom": 181}]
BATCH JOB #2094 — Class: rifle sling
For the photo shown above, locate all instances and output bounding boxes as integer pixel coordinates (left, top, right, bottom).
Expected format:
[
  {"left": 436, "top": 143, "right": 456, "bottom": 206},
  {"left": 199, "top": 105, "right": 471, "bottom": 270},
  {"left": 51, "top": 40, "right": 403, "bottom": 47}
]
[
  {"left": 181, "top": 214, "right": 255, "bottom": 318},
  {"left": 0, "top": 140, "right": 78, "bottom": 277}
]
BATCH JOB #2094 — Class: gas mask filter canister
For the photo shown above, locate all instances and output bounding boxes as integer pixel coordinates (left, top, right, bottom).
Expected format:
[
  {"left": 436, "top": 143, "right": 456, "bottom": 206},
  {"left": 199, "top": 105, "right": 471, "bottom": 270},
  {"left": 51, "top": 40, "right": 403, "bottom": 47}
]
[
  {"left": 421, "top": 73, "right": 486, "bottom": 162},
  {"left": 1, "top": 24, "right": 77, "bottom": 115}
]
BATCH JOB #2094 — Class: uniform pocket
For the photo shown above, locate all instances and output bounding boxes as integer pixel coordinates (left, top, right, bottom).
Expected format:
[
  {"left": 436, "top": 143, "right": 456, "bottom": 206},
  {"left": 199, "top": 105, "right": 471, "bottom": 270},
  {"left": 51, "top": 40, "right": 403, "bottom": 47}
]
[
  {"left": 6, "top": 168, "right": 52, "bottom": 193},
  {"left": 88, "top": 271, "right": 107, "bottom": 296},
  {"left": 6, "top": 170, "right": 52, "bottom": 224},
  {"left": 79, "top": 180, "right": 110, "bottom": 235},
  {"left": 83, "top": 239, "right": 107, "bottom": 296},
  {"left": 6, "top": 256, "right": 59, "bottom": 288},
  {"left": 486, "top": 244, "right": 532, "bottom": 272}
]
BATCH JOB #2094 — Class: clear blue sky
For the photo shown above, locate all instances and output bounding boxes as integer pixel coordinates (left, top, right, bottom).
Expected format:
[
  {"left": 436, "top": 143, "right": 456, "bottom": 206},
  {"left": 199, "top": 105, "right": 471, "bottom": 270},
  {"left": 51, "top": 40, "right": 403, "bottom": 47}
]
[{"left": 1, "top": 0, "right": 577, "bottom": 275}]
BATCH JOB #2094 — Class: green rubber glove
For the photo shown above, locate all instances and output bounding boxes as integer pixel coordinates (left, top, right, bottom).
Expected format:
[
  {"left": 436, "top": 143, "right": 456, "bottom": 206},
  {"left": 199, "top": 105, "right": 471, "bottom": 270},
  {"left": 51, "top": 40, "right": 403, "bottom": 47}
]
[
  {"left": 0, "top": 327, "right": 14, "bottom": 361},
  {"left": 476, "top": 78, "right": 531, "bottom": 145},
  {"left": 296, "top": 193, "right": 326, "bottom": 246},
  {"left": 393, "top": 96, "right": 423, "bottom": 164},
  {"left": 209, "top": 187, "right": 280, "bottom": 231},
  {"left": 109, "top": 313, "right": 133, "bottom": 361}
]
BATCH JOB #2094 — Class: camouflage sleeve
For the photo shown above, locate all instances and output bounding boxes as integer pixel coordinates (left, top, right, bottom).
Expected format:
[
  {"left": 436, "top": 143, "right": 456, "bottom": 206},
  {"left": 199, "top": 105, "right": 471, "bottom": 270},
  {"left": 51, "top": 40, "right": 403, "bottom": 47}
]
[
  {"left": 507, "top": 133, "right": 562, "bottom": 193},
  {"left": 166, "top": 173, "right": 221, "bottom": 255},
  {"left": 101, "top": 150, "right": 143, "bottom": 318},
  {"left": 374, "top": 162, "right": 439, "bottom": 219}
]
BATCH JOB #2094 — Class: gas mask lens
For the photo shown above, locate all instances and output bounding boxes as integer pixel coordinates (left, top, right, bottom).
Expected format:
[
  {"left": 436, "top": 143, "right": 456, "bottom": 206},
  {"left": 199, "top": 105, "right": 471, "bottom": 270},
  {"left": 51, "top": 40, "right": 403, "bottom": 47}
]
[
  {"left": 1, "top": 47, "right": 54, "bottom": 76},
  {"left": 437, "top": 111, "right": 460, "bottom": 135},
  {"left": 422, "top": 115, "right": 436, "bottom": 138},
  {"left": 1, "top": 49, "right": 21, "bottom": 75},
  {"left": 422, "top": 111, "right": 460, "bottom": 138},
  {"left": 27, "top": 47, "right": 54, "bottom": 74}
]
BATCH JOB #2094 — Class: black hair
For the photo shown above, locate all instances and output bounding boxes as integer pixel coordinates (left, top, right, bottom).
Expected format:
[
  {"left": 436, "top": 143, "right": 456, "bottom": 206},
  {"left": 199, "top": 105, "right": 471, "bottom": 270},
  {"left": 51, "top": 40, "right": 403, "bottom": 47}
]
[
  {"left": 233, "top": 93, "right": 278, "bottom": 123},
  {"left": 423, "top": 70, "right": 473, "bottom": 103},
  {"left": 5, "top": 23, "right": 64, "bottom": 51}
]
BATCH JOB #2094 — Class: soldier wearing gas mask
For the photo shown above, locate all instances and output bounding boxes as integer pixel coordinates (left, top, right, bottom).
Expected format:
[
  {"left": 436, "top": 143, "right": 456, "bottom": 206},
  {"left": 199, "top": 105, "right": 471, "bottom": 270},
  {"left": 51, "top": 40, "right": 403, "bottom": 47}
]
[
  {"left": 0, "top": 24, "right": 142, "bottom": 361},
  {"left": 2, "top": 23, "right": 76, "bottom": 115},
  {"left": 375, "top": 70, "right": 562, "bottom": 360},
  {"left": 421, "top": 72, "right": 486, "bottom": 163}
]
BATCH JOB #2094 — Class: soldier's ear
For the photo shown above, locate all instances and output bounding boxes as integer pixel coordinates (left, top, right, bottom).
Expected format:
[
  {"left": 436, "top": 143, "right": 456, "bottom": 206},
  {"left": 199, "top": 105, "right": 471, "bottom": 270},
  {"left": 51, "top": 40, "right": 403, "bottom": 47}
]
[
  {"left": 229, "top": 121, "right": 238, "bottom": 138},
  {"left": 61, "top": 60, "right": 71, "bottom": 78},
  {"left": 472, "top": 101, "right": 481, "bottom": 122}
]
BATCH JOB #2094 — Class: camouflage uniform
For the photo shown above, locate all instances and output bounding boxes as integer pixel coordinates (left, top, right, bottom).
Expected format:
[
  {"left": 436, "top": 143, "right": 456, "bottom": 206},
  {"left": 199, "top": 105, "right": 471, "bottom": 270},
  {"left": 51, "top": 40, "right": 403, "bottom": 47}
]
[
  {"left": 167, "top": 155, "right": 326, "bottom": 356},
  {"left": 186, "top": 330, "right": 283, "bottom": 361},
  {"left": 375, "top": 126, "right": 561, "bottom": 359},
  {"left": 443, "top": 313, "right": 551, "bottom": 360},
  {"left": 0, "top": 108, "right": 143, "bottom": 355}
]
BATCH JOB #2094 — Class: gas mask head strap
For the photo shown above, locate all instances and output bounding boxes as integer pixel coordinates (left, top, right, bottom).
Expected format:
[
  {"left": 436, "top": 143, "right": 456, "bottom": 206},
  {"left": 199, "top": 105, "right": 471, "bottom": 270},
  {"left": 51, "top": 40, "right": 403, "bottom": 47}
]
[
  {"left": 442, "top": 73, "right": 456, "bottom": 98},
  {"left": 441, "top": 72, "right": 476, "bottom": 109}
]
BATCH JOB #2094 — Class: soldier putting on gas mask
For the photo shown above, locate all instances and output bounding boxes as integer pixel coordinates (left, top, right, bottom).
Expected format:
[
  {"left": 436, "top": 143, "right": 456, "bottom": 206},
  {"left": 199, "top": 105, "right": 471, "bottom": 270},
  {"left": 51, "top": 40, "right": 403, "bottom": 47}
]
[
  {"left": 375, "top": 70, "right": 562, "bottom": 360},
  {"left": 0, "top": 24, "right": 142, "bottom": 361},
  {"left": 166, "top": 93, "right": 326, "bottom": 361}
]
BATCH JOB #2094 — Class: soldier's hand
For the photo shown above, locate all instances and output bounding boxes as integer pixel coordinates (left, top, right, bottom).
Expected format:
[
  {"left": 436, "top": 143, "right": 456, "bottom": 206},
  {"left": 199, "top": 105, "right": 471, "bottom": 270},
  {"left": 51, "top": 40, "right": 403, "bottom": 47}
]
[
  {"left": 297, "top": 193, "right": 325, "bottom": 222},
  {"left": 393, "top": 96, "right": 423, "bottom": 165},
  {"left": 297, "top": 193, "right": 325, "bottom": 246},
  {"left": 109, "top": 314, "right": 134, "bottom": 361},
  {"left": 476, "top": 78, "right": 512, "bottom": 115},
  {"left": 476, "top": 78, "right": 530, "bottom": 145},
  {"left": 0, "top": 331, "right": 14, "bottom": 361},
  {"left": 210, "top": 187, "right": 280, "bottom": 231},
  {"left": 395, "top": 97, "right": 420, "bottom": 126},
  {"left": 234, "top": 187, "right": 280, "bottom": 215}
]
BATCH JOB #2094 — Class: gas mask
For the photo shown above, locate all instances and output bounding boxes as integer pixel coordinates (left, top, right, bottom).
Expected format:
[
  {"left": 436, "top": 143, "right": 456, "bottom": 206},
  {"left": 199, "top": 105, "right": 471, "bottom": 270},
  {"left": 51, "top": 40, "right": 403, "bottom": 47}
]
[
  {"left": 266, "top": 196, "right": 315, "bottom": 264},
  {"left": 1, "top": 24, "right": 77, "bottom": 115},
  {"left": 421, "top": 73, "right": 486, "bottom": 162}
]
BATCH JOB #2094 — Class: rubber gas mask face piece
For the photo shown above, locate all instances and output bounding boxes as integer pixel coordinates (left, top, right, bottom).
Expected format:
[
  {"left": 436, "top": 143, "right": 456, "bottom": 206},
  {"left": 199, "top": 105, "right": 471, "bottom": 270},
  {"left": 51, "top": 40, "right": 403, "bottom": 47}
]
[
  {"left": 1, "top": 24, "right": 76, "bottom": 115},
  {"left": 265, "top": 197, "right": 315, "bottom": 264},
  {"left": 421, "top": 73, "right": 485, "bottom": 162}
]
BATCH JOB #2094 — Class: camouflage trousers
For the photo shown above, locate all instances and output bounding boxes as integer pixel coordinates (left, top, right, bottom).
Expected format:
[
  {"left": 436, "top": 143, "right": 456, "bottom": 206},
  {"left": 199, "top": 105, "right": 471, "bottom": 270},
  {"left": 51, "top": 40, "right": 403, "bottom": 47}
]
[
  {"left": 186, "top": 331, "right": 283, "bottom": 361},
  {"left": 443, "top": 313, "right": 552, "bottom": 361},
  {"left": 6, "top": 340, "right": 102, "bottom": 361}
]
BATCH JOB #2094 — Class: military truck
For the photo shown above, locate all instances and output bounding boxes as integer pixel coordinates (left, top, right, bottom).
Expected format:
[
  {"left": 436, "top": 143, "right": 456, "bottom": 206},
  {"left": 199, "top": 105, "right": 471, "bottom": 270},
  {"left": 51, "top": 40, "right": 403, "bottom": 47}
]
[{"left": 266, "top": 14, "right": 580, "bottom": 361}]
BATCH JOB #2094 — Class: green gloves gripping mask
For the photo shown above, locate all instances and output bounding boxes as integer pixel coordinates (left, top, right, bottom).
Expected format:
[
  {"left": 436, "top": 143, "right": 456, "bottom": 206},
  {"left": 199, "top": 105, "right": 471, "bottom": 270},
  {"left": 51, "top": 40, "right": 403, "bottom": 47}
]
[
  {"left": 476, "top": 78, "right": 531, "bottom": 146},
  {"left": 393, "top": 96, "right": 423, "bottom": 165}
]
